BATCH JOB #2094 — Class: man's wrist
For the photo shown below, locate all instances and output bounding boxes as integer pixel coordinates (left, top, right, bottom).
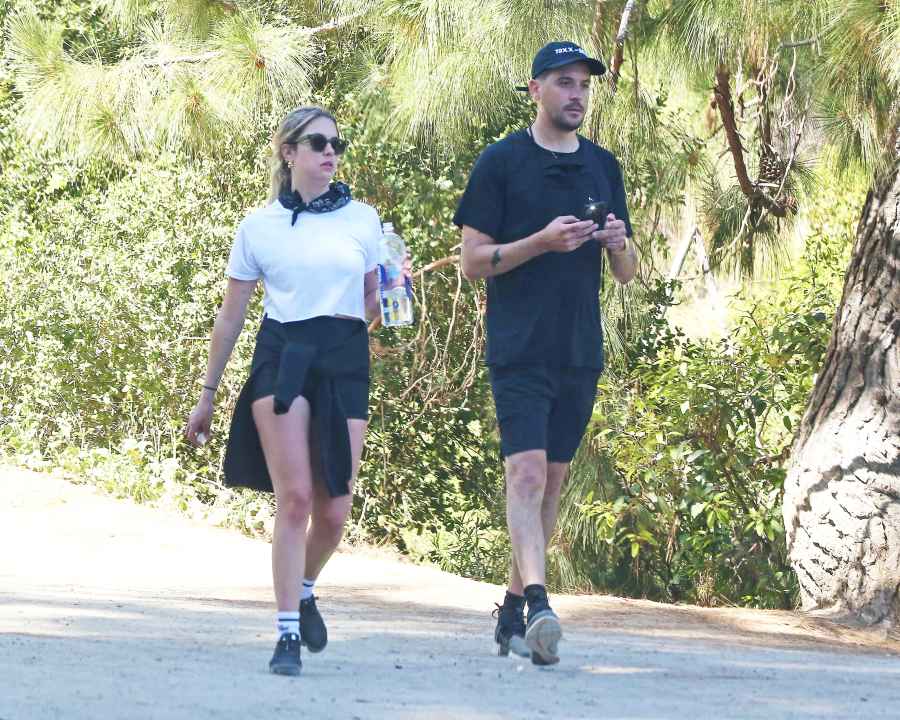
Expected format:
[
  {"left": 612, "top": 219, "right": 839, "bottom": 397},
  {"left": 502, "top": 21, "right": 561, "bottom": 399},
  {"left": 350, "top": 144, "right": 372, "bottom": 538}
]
[{"left": 527, "top": 229, "right": 547, "bottom": 255}]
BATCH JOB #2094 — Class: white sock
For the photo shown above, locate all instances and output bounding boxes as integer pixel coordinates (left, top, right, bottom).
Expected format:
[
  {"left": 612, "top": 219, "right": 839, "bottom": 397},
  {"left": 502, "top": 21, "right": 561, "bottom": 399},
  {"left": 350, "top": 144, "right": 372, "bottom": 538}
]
[
  {"left": 301, "top": 578, "right": 316, "bottom": 601},
  {"left": 276, "top": 611, "right": 299, "bottom": 639}
]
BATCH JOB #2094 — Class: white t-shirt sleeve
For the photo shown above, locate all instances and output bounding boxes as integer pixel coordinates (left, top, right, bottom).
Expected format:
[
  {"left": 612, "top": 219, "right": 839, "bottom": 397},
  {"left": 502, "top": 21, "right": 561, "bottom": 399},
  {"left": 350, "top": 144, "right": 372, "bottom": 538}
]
[
  {"left": 226, "top": 221, "right": 261, "bottom": 281},
  {"left": 364, "top": 208, "right": 383, "bottom": 273}
]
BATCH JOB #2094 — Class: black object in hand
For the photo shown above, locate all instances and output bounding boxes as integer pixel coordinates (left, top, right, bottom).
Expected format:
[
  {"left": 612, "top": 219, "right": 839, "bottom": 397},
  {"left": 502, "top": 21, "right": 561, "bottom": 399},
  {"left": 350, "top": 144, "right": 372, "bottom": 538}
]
[{"left": 581, "top": 200, "right": 608, "bottom": 230}]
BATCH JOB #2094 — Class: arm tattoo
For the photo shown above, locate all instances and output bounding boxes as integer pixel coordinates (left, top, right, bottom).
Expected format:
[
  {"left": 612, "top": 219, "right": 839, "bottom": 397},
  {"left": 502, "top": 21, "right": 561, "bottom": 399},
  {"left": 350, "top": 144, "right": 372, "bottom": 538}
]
[{"left": 490, "top": 248, "right": 502, "bottom": 269}]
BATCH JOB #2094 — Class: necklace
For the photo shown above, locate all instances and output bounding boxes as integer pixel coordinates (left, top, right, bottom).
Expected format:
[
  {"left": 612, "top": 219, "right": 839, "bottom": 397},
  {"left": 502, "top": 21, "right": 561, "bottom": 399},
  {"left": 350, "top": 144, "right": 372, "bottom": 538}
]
[
  {"left": 528, "top": 125, "right": 558, "bottom": 159},
  {"left": 528, "top": 124, "right": 578, "bottom": 158}
]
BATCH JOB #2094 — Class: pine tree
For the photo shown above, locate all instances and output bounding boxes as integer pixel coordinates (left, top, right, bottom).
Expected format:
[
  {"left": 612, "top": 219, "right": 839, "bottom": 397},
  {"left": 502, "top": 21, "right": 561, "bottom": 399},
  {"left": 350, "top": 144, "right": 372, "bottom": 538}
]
[{"left": 4, "top": 1, "right": 353, "bottom": 157}]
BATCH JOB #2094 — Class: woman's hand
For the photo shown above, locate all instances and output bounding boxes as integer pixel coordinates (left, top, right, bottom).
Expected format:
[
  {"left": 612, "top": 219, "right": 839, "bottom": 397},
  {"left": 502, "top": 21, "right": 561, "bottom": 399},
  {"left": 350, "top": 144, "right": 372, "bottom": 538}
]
[{"left": 185, "top": 393, "right": 214, "bottom": 447}]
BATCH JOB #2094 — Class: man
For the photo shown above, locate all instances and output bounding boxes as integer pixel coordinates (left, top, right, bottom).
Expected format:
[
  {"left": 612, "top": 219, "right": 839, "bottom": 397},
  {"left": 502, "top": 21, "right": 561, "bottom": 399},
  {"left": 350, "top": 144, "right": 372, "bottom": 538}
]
[{"left": 454, "top": 41, "right": 637, "bottom": 665}]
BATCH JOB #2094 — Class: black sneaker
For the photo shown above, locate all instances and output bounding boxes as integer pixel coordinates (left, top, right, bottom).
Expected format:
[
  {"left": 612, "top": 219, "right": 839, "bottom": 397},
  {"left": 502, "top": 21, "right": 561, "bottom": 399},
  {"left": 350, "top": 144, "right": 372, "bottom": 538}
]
[
  {"left": 525, "top": 605, "right": 562, "bottom": 666},
  {"left": 492, "top": 601, "right": 530, "bottom": 658},
  {"left": 299, "top": 596, "right": 328, "bottom": 653},
  {"left": 269, "top": 632, "right": 302, "bottom": 676}
]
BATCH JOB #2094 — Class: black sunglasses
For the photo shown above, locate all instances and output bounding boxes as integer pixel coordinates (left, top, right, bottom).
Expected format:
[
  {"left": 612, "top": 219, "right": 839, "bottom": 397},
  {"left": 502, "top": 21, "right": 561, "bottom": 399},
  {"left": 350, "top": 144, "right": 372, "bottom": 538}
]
[{"left": 294, "top": 133, "right": 348, "bottom": 155}]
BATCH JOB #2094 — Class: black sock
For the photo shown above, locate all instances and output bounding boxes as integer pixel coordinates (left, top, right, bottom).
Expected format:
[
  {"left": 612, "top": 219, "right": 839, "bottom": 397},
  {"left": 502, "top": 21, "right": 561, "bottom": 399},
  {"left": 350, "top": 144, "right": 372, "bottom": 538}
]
[
  {"left": 503, "top": 590, "right": 526, "bottom": 610},
  {"left": 523, "top": 584, "right": 549, "bottom": 607},
  {"left": 524, "top": 585, "right": 551, "bottom": 621}
]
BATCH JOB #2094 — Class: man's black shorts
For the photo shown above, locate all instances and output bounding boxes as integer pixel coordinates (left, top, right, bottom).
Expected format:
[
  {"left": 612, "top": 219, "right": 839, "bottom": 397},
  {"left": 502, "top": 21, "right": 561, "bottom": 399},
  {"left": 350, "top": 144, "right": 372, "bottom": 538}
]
[{"left": 488, "top": 364, "right": 601, "bottom": 463}]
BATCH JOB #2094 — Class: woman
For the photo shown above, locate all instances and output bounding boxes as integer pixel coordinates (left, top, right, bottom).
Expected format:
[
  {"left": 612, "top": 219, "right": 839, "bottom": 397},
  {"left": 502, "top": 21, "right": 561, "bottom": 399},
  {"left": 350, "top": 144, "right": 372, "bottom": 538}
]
[{"left": 185, "top": 106, "right": 406, "bottom": 676}]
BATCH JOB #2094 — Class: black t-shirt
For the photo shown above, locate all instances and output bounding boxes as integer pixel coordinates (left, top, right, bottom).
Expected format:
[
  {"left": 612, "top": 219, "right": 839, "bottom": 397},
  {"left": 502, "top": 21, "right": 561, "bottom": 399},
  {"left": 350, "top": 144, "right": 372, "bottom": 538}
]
[{"left": 453, "top": 129, "right": 632, "bottom": 368}]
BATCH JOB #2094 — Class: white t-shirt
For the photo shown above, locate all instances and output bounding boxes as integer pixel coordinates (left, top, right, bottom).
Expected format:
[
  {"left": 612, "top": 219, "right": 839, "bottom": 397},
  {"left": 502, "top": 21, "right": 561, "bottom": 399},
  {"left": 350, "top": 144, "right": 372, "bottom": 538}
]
[{"left": 226, "top": 199, "right": 382, "bottom": 323}]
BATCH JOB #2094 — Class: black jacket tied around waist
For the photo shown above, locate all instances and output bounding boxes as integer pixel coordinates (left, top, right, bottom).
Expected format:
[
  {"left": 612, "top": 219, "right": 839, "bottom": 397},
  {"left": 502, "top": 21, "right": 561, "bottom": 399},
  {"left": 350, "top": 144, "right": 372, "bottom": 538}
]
[{"left": 223, "top": 316, "right": 369, "bottom": 497}]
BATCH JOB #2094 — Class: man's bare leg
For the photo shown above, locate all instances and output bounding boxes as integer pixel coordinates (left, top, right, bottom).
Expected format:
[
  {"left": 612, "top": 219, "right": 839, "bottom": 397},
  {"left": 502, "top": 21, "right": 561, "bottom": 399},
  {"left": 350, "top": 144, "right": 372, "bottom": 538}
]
[
  {"left": 508, "top": 461, "right": 569, "bottom": 595},
  {"left": 502, "top": 452, "right": 564, "bottom": 663},
  {"left": 505, "top": 449, "right": 549, "bottom": 588},
  {"left": 494, "top": 450, "right": 547, "bottom": 657}
]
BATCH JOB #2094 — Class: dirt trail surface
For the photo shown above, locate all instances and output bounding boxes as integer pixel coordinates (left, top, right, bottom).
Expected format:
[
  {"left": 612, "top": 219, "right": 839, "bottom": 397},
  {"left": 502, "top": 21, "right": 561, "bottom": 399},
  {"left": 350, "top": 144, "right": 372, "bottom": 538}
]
[{"left": 2, "top": 465, "right": 899, "bottom": 719}]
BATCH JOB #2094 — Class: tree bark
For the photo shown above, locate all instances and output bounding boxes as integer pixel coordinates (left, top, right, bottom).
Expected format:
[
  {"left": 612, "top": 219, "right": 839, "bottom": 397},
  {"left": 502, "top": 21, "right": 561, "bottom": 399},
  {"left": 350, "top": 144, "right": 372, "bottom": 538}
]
[{"left": 783, "top": 156, "right": 900, "bottom": 625}]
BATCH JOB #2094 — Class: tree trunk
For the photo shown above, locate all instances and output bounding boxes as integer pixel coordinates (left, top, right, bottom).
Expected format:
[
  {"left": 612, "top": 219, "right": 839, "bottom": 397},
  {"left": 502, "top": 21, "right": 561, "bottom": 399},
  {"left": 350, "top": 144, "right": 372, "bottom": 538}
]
[{"left": 783, "top": 157, "right": 900, "bottom": 625}]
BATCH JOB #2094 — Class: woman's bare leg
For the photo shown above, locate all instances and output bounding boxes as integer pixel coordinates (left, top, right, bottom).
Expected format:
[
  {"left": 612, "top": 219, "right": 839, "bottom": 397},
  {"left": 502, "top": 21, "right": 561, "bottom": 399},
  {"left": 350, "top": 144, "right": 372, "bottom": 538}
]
[
  {"left": 304, "top": 418, "right": 367, "bottom": 580},
  {"left": 252, "top": 395, "right": 315, "bottom": 611}
]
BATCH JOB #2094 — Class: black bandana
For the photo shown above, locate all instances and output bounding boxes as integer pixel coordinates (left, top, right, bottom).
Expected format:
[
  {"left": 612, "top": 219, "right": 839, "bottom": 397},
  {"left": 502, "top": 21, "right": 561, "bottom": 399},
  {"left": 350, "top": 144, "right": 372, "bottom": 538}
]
[{"left": 278, "top": 182, "right": 352, "bottom": 226}]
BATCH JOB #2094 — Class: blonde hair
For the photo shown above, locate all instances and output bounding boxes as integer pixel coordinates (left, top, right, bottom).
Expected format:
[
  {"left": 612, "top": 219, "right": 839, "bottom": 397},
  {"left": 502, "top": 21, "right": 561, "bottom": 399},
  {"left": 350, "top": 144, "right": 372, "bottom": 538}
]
[{"left": 267, "top": 106, "right": 338, "bottom": 202}]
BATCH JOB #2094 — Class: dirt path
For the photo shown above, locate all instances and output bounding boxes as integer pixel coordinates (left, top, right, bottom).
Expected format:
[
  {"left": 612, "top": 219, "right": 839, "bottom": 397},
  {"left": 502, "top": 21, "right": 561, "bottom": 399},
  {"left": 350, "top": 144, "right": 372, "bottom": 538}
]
[{"left": 2, "top": 465, "right": 899, "bottom": 719}]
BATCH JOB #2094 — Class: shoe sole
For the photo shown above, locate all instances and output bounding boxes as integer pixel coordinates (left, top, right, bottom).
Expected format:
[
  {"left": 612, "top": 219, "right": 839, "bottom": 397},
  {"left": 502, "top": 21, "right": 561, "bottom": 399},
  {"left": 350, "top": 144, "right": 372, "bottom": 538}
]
[
  {"left": 299, "top": 624, "right": 327, "bottom": 653},
  {"left": 269, "top": 663, "right": 301, "bottom": 676},
  {"left": 525, "top": 611, "right": 561, "bottom": 665},
  {"left": 299, "top": 604, "right": 327, "bottom": 653},
  {"left": 531, "top": 651, "right": 555, "bottom": 666},
  {"left": 301, "top": 638, "right": 326, "bottom": 654}
]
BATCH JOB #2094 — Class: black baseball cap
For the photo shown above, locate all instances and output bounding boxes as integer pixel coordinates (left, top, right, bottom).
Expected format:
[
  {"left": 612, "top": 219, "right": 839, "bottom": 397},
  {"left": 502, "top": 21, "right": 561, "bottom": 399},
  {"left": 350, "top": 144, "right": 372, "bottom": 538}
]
[{"left": 515, "top": 41, "right": 606, "bottom": 91}]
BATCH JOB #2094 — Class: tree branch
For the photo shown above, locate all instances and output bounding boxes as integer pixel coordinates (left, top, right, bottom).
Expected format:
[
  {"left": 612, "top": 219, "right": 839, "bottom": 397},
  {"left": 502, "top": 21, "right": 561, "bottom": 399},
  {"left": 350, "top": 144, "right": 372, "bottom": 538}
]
[
  {"left": 138, "top": 11, "right": 364, "bottom": 68},
  {"left": 758, "top": 64, "right": 773, "bottom": 151},
  {"left": 714, "top": 65, "right": 756, "bottom": 198},
  {"left": 417, "top": 255, "right": 460, "bottom": 275},
  {"left": 772, "top": 99, "right": 810, "bottom": 205},
  {"left": 141, "top": 50, "right": 219, "bottom": 68},
  {"left": 297, "top": 10, "right": 366, "bottom": 36},
  {"left": 608, "top": 0, "right": 637, "bottom": 92},
  {"left": 777, "top": 37, "right": 818, "bottom": 51}
]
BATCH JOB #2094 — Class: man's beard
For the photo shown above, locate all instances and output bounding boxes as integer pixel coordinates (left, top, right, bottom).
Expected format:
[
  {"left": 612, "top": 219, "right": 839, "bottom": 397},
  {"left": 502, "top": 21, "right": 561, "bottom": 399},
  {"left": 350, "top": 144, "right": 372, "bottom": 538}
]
[{"left": 549, "top": 107, "right": 584, "bottom": 132}]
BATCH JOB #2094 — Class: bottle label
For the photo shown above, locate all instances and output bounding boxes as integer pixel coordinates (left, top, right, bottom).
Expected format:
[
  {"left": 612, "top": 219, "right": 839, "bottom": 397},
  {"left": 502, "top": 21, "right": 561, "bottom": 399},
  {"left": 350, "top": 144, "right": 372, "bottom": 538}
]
[{"left": 380, "top": 286, "right": 414, "bottom": 326}]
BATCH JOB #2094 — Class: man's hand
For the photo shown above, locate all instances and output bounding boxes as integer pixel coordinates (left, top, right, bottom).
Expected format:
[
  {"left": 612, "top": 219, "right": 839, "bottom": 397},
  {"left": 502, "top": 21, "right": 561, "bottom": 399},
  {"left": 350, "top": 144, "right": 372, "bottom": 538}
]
[
  {"left": 593, "top": 215, "right": 629, "bottom": 253},
  {"left": 538, "top": 216, "right": 597, "bottom": 253}
]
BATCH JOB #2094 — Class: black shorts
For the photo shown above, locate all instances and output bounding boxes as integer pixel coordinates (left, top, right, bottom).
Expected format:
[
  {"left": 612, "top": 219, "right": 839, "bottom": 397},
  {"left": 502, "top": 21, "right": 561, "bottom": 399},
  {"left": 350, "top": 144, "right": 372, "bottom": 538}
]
[
  {"left": 248, "top": 317, "right": 369, "bottom": 420},
  {"left": 249, "top": 364, "right": 369, "bottom": 420},
  {"left": 489, "top": 364, "right": 601, "bottom": 463}
]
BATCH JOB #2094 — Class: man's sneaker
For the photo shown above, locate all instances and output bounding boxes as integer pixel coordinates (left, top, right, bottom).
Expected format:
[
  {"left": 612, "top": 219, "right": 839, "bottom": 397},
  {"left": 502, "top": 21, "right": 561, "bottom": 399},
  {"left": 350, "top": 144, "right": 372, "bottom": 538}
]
[
  {"left": 269, "top": 632, "right": 302, "bottom": 676},
  {"left": 525, "top": 607, "right": 562, "bottom": 666},
  {"left": 299, "top": 596, "right": 328, "bottom": 653},
  {"left": 492, "top": 602, "right": 531, "bottom": 658}
]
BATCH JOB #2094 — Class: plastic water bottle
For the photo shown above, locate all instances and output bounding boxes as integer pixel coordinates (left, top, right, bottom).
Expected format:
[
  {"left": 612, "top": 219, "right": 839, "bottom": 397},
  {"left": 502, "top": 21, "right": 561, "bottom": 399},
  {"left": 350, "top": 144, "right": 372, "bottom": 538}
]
[{"left": 378, "top": 223, "right": 414, "bottom": 327}]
